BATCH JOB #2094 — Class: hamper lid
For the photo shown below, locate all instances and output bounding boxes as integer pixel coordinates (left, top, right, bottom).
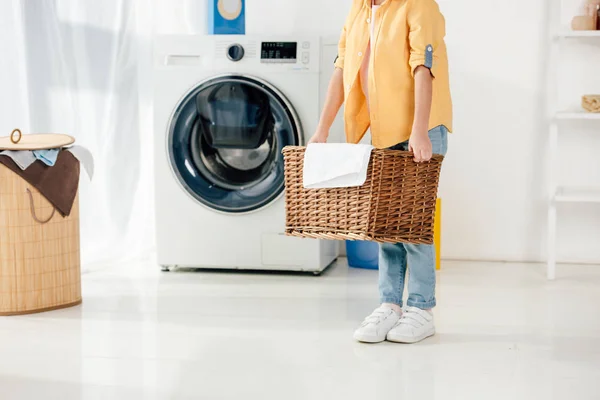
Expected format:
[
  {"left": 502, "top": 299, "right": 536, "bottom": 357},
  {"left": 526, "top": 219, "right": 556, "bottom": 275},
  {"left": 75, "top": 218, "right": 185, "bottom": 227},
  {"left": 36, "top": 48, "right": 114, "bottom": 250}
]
[{"left": 0, "top": 128, "right": 75, "bottom": 151}]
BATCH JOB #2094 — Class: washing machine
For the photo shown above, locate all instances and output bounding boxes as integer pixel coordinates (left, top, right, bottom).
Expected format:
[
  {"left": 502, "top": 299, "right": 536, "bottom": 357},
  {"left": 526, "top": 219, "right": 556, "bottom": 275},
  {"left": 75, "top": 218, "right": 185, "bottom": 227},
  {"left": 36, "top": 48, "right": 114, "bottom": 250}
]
[{"left": 153, "top": 35, "right": 339, "bottom": 273}]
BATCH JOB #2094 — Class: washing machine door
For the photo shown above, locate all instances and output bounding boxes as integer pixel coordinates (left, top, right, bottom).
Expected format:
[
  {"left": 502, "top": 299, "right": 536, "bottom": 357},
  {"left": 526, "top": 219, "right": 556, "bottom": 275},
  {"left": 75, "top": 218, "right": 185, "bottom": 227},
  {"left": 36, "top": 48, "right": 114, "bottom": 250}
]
[{"left": 168, "top": 75, "right": 302, "bottom": 213}]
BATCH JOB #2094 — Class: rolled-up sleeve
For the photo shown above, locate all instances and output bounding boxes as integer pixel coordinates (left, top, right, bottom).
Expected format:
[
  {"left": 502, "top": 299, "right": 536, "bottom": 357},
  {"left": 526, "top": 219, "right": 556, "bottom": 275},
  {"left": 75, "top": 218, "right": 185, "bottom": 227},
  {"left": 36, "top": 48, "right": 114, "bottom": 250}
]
[
  {"left": 334, "top": 0, "right": 361, "bottom": 69},
  {"left": 407, "top": 0, "right": 445, "bottom": 77},
  {"left": 334, "top": 25, "right": 347, "bottom": 69}
]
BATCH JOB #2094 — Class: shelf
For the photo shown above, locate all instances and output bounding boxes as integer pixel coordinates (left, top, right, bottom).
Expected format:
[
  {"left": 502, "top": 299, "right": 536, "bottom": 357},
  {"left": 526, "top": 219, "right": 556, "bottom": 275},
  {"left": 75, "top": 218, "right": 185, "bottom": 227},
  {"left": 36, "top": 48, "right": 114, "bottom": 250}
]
[
  {"left": 557, "top": 31, "right": 600, "bottom": 38},
  {"left": 555, "top": 111, "right": 600, "bottom": 120},
  {"left": 554, "top": 187, "right": 600, "bottom": 203}
]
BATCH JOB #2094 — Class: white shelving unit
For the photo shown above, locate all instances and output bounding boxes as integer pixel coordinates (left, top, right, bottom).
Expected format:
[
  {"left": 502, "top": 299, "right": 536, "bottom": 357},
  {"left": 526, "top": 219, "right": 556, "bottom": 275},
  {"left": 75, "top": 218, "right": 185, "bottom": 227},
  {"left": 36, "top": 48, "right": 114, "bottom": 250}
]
[
  {"left": 558, "top": 30, "right": 600, "bottom": 38},
  {"left": 555, "top": 111, "right": 600, "bottom": 120},
  {"left": 547, "top": 7, "right": 600, "bottom": 280},
  {"left": 554, "top": 187, "right": 600, "bottom": 203}
]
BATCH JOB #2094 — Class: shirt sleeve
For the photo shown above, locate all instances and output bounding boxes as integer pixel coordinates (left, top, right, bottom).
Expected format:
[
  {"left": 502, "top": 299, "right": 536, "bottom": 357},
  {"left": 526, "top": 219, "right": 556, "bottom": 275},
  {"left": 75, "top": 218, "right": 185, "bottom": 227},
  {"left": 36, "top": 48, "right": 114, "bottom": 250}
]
[
  {"left": 334, "top": 0, "right": 361, "bottom": 69},
  {"left": 334, "top": 26, "right": 346, "bottom": 70},
  {"left": 407, "top": 0, "right": 446, "bottom": 77}
]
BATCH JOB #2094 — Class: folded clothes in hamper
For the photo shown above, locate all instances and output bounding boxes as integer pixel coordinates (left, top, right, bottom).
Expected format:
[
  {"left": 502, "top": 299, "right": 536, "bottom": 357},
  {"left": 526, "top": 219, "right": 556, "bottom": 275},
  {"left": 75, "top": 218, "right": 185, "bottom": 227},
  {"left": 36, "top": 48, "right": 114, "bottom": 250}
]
[
  {"left": 0, "top": 150, "right": 80, "bottom": 217},
  {"left": 0, "top": 150, "right": 37, "bottom": 170},
  {"left": 302, "top": 143, "right": 374, "bottom": 189},
  {"left": 0, "top": 146, "right": 94, "bottom": 179},
  {"left": 33, "top": 149, "right": 60, "bottom": 166}
]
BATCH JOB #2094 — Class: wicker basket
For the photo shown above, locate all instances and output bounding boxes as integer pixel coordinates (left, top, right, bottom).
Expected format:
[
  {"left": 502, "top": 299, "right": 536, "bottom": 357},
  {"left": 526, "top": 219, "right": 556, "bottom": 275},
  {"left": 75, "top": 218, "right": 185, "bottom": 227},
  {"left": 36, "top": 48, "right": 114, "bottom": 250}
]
[
  {"left": 0, "top": 164, "right": 81, "bottom": 316},
  {"left": 283, "top": 146, "right": 444, "bottom": 244}
]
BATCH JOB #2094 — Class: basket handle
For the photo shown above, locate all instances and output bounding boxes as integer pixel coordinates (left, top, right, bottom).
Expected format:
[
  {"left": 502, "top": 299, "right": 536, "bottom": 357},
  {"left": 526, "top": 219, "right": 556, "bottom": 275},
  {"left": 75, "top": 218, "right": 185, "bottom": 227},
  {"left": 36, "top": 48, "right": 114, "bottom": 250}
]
[
  {"left": 11, "top": 128, "right": 22, "bottom": 144},
  {"left": 26, "top": 188, "right": 56, "bottom": 224}
]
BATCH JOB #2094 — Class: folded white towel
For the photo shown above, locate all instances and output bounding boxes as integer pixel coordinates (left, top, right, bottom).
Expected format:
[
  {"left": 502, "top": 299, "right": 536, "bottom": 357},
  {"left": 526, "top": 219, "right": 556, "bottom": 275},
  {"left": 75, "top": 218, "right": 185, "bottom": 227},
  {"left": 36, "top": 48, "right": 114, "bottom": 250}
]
[{"left": 303, "top": 143, "right": 374, "bottom": 189}]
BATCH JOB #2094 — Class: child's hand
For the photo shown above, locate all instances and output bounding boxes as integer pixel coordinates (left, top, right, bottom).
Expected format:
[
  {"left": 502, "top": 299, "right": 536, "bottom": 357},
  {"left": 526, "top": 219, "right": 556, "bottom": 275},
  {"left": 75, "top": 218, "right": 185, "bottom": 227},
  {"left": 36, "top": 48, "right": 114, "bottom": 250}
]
[
  {"left": 408, "top": 128, "right": 432, "bottom": 162},
  {"left": 307, "top": 129, "right": 328, "bottom": 145}
]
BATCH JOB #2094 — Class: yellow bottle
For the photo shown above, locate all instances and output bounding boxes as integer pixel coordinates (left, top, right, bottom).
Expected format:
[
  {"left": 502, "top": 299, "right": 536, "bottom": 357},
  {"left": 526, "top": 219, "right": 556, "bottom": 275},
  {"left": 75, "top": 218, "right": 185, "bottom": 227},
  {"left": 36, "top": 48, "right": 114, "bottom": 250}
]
[{"left": 435, "top": 198, "right": 442, "bottom": 270}]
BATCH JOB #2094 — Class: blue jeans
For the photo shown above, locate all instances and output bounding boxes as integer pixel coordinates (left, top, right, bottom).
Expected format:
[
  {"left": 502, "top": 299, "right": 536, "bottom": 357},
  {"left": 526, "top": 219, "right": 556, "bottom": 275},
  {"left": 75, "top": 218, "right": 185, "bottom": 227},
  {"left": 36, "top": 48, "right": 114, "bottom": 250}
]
[{"left": 379, "top": 125, "right": 448, "bottom": 309}]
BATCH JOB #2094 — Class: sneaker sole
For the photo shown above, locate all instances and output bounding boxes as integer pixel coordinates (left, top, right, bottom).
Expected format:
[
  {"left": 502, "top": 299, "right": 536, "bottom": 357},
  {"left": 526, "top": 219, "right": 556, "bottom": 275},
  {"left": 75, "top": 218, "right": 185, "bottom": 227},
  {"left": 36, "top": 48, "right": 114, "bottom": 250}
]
[
  {"left": 353, "top": 332, "right": 387, "bottom": 344},
  {"left": 386, "top": 328, "right": 435, "bottom": 344}
]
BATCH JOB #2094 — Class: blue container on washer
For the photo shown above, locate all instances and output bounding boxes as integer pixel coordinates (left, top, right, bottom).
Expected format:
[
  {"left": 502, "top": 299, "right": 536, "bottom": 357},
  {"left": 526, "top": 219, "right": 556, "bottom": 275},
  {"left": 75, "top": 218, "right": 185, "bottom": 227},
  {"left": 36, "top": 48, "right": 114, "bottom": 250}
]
[
  {"left": 346, "top": 241, "right": 379, "bottom": 270},
  {"left": 208, "top": 0, "right": 245, "bottom": 35}
]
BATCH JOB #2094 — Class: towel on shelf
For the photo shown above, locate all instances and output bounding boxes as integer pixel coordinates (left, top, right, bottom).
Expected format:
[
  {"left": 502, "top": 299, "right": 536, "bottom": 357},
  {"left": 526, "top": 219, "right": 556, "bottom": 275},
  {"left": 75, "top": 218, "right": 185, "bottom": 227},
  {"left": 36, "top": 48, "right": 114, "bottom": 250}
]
[
  {"left": 0, "top": 150, "right": 37, "bottom": 170},
  {"left": 303, "top": 143, "right": 374, "bottom": 189},
  {"left": 33, "top": 149, "right": 60, "bottom": 166}
]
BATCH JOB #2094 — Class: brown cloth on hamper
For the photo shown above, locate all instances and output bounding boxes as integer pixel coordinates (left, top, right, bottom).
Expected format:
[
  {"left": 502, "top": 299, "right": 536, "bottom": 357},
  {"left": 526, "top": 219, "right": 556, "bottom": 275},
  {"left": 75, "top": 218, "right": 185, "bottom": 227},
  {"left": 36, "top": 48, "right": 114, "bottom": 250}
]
[{"left": 0, "top": 150, "right": 80, "bottom": 217}]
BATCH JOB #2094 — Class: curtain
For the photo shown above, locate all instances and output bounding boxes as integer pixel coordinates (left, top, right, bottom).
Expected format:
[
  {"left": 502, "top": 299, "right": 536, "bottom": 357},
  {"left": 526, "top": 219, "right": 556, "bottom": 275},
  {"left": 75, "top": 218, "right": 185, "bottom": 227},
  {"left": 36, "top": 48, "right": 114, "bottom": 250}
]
[
  {"left": 0, "top": 2, "right": 30, "bottom": 135},
  {"left": 1, "top": 0, "right": 163, "bottom": 267}
]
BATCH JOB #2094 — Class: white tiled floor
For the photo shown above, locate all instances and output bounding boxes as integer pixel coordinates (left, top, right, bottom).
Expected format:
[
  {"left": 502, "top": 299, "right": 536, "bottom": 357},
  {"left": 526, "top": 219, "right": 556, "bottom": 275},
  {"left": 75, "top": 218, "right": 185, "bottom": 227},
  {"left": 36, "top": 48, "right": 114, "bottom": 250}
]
[{"left": 1, "top": 259, "right": 600, "bottom": 400}]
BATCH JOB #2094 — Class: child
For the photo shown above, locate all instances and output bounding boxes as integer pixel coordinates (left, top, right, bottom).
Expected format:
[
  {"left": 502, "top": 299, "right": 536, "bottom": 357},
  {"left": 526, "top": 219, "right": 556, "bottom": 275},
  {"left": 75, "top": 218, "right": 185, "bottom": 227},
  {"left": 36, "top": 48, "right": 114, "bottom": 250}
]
[{"left": 308, "top": 0, "right": 452, "bottom": 344}]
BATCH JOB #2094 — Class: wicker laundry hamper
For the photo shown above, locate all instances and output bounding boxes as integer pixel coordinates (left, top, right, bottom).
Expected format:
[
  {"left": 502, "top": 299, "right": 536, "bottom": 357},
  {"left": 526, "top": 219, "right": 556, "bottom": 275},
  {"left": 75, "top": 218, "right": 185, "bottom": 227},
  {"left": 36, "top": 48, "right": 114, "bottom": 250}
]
[
  {"left": 283, "top": 146, "right": 444, "bottom": 245},
  {"left": 0, "top": 129, "right": 81, "bottom": 316}
]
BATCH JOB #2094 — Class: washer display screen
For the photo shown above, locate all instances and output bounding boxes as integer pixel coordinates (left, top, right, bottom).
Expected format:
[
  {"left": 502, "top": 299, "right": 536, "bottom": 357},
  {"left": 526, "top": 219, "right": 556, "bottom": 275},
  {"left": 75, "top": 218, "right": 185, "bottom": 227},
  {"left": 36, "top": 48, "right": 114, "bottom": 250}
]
[{"left": 261, "top": 42, "right": 297, "bottom": 61}]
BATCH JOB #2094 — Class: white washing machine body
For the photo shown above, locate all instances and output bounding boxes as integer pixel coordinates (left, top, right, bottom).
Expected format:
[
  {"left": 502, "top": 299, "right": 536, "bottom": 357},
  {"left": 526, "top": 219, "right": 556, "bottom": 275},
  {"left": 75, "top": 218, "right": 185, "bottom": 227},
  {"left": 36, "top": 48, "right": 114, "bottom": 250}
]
[{"left": 154, "top": 35, "right": 338, "bottom": 272}]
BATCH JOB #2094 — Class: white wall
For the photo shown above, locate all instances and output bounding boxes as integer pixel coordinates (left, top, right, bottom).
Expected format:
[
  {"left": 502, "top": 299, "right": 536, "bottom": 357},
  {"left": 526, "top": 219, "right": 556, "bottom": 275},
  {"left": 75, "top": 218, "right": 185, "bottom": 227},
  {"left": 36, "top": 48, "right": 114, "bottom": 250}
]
[
  {"left": 440, "top": 0, "right": 600, "bottom": 264},
  {"left": 440, "top": 0, "right": 552, "bottom": 262},
  {"left": 154, "top": 0, "right": 600, "bottom": 264}
]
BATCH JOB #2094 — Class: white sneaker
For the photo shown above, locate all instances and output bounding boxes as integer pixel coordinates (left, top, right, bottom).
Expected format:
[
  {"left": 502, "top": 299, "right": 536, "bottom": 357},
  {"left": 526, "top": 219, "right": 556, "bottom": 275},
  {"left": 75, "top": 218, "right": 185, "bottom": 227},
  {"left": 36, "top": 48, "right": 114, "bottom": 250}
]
[
  {"left": 354, "top": 306, "right": 401, "bottom": 343},
  {"left": 386, "top": 306, "right": 435, "bottom": 344}
]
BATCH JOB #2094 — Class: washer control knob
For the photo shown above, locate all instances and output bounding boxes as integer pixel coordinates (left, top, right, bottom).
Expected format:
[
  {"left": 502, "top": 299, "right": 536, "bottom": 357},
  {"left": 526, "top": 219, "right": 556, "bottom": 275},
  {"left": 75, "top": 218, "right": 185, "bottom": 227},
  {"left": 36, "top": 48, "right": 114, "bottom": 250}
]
[{"left": 227, "top": 44, "right": 245, "bottom": 62}]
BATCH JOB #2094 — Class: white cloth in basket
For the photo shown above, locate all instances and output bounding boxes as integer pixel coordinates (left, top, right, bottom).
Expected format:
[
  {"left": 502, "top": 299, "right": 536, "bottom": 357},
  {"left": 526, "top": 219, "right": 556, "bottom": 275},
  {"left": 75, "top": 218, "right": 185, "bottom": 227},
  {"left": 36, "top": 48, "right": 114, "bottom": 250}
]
[{"left": 303, "top": 143, "right": 374, "bottom": 189}]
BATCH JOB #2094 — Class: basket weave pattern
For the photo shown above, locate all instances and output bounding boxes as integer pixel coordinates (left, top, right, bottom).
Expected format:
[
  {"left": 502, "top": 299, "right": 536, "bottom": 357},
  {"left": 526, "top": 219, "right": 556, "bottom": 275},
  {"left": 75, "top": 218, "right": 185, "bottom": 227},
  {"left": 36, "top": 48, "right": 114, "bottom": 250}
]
[
  {"left": 283, "top": 147, "right": 443, "bottom": 244},
  {"left": 0, "top": 165, "right": 81, "bottom": 315}
]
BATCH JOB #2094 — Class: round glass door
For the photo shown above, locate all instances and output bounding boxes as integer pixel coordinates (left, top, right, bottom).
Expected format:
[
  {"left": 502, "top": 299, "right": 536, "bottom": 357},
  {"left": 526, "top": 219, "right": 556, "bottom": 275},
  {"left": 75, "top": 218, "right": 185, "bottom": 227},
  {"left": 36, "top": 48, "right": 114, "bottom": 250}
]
[{"left": 168, "top": 75, "right": 301, "bottom": 213}]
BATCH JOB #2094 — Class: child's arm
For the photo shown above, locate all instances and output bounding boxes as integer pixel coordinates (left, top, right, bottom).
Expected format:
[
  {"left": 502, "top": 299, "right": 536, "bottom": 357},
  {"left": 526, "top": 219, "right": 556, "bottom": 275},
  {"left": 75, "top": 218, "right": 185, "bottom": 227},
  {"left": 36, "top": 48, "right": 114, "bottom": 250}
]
[
  {"left": 309, "top": 2, "right": 357, "bottom": 145},
  {"left": 406, "top": 0, "right": 446, "bottom": 161},
  {"left": 409, "top": 66, "right": 434, "bottom": 162},
  {"left": 309, "top": 68, "right": 344, "bottom": 144}
]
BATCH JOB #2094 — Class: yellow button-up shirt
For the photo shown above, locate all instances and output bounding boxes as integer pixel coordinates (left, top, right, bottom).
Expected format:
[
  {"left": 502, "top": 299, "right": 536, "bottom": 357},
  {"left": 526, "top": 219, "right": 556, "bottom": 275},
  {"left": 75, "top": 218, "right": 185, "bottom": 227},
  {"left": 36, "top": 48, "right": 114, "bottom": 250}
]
[{"left": 335, "top": 0, "right": 453, "bottom": 148}]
